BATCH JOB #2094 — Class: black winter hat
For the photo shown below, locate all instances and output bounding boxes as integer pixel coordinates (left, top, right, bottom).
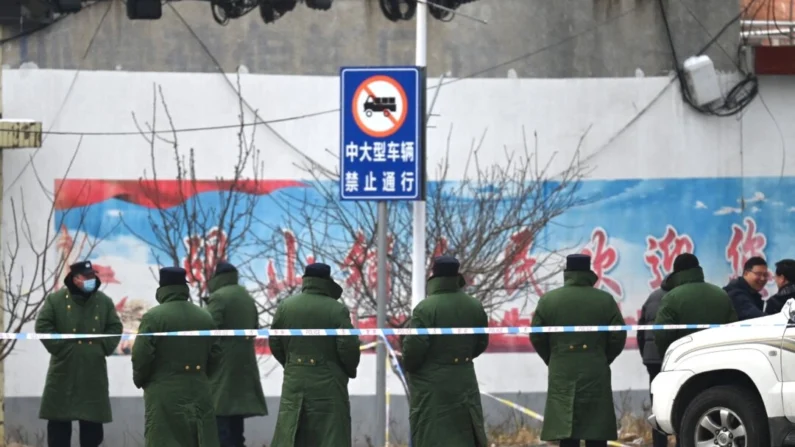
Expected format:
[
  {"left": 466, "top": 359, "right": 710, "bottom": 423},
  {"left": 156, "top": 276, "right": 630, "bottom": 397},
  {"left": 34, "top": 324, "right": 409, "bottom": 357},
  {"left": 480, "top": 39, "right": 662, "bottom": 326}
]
[
  {"left": 673, "top": 253, "right": 699, "bottom": 273},
  {"left": 431, "top": 256, "right": 460, "bottom": 278},
  {"left": 565, "top": 254, "right": 591, "bottom": 272},
  {"left": 159, "top": 267, "right": 187, "bottom": 287},
  {"left": 70, "top": 260, "right": 95, "bottom": 276},
  {"left": 304, "top": 263, "right": 332, "bottom": 279},
  {"left": 214, "top": 261, "right": 237, "bottom": 277}
]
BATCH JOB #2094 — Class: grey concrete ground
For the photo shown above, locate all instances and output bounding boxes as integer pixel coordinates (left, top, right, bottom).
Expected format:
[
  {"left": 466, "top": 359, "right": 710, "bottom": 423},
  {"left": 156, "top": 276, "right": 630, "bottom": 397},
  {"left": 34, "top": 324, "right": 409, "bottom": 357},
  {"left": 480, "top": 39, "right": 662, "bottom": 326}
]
[{"left": 6, "top": 391, "right": 649, "bottom": 446}]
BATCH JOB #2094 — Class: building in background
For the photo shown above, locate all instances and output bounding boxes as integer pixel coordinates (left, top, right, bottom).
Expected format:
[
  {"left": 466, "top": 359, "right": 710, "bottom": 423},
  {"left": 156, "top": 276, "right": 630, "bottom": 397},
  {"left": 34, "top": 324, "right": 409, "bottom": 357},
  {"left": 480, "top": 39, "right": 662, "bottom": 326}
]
[{"left": 2, "top": 0, "right": 744, "bottom": 77}]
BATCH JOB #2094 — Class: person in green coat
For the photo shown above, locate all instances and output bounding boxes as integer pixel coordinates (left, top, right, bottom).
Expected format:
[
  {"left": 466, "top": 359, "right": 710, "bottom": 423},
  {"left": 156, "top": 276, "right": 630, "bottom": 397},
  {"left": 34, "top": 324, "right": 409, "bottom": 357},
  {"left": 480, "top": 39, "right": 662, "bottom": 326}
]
[
  {"left": 205, "top": 261, "right": 267, "bottom": 447},
  {"left": 35, "top": 260, "right": 123, "bottom": 447},
  {"left": 269, "top": 263, "right": 361, "bottom": 447},
  {"left": 654, "top": 253, "right": 738, "bottom": 356},
  {"left": 131, "top": 267, "right": 220, "bottom": 447},
  {"left": 529, "top": 254, "right": 626, "bottom": 447},
  {"left": 401, "top": 256, "right": 490, "bottom": 447}
]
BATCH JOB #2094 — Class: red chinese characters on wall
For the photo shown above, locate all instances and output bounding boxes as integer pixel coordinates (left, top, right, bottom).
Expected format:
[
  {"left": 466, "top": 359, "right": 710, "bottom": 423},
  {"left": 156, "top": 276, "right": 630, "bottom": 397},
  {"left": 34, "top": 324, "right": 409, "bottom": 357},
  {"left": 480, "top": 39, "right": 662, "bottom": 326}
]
[
  {"left": 503, "top": 228, "right": 545, "bottom": 297},
  {"left": 339, "top": 230, "right": 395, "bottom": 295},
  {"left": 182, "top": 227, "right": 228, "bottom": 294},
  {"left": 581, "top": 227, "right": 623, "bottom": 298},
  {"left": 725, "top": 217, "right": 767, "bottom": 279},
  {"left": 643, "top": 225, "right": 695, "bottom": 290},
  {"left": 265, "top": 230, "right": 315, "bottom": 299}
]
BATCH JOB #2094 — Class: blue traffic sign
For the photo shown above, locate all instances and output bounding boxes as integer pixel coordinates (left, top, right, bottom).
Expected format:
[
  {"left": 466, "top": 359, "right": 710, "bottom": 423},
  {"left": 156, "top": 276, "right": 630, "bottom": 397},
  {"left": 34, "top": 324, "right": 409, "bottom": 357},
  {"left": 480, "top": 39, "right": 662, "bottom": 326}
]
[{"left": 340, "top": 66, "right": 422, "bottom": 201}]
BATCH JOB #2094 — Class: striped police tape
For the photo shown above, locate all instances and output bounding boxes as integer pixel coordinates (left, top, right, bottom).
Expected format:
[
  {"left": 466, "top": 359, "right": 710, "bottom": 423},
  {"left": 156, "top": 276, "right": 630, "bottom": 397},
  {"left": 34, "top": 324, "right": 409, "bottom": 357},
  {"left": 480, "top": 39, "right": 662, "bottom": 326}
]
[{"left": 6, "top": 321, "right": 787, "bottom": 340}]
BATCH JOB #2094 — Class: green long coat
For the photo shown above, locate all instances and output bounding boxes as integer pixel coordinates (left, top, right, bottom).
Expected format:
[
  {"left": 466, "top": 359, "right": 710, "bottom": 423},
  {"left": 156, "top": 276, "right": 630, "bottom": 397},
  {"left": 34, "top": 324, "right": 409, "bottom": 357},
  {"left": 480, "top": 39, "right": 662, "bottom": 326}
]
[
  {"left": 654, "top": 267, "right": 738, "bottom": 356},
  {"left": 206, "top": 271, "right": 268, "bottom": 417},
  {"left": 131, "top": 284, "right": 220, "bottom": 447},
  {"left": 402, "top": 275, "right": 490, "bottom": 447},
  {"left": 268, "top": 277, "right": 361, "bottom": 447},
  {"left": 529, "top": 270, "right": 627, "bottom": 442},
  {"left": 35, "top": 280, "right": 123, "bottom": 423}
]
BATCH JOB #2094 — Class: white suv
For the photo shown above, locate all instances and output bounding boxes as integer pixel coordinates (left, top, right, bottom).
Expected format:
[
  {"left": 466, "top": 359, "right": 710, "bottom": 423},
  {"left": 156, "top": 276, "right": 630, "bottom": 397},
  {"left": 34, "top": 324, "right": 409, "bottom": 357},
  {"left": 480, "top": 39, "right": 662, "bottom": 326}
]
[{"left": 649, "top": 299, "right": 795, "bottom": 447}]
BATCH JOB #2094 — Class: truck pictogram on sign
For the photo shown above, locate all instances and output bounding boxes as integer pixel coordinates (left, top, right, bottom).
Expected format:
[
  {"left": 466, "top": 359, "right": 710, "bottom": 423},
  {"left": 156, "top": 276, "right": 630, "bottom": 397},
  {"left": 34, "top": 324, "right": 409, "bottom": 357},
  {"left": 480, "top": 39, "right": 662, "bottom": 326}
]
[{"left": 352, "top": 75, "right": 408, "bottom": 139}]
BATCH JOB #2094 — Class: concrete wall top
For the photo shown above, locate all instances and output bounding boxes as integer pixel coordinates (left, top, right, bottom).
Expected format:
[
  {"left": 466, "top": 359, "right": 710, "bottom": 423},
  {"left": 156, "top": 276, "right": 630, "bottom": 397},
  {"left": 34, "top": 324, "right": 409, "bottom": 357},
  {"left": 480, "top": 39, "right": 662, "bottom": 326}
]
[{"left": 2, "top": 0, "right": 740, "bottom": 77}]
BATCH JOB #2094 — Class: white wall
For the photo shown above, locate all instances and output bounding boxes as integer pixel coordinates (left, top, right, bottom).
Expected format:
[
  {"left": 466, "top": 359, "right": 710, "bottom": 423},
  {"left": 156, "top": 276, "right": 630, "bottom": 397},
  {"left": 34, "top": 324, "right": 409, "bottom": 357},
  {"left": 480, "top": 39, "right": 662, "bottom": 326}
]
[{"left": 2, "top": 68, "right": 794, "bottom": 400}]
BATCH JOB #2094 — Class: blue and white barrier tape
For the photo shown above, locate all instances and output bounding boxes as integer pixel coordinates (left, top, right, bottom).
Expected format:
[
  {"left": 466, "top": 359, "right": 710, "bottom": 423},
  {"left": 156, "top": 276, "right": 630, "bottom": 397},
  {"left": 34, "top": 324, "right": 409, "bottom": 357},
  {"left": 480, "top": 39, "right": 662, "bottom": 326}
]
[{"left": 12, "top": 322, "right": 789, "bottom": 340}]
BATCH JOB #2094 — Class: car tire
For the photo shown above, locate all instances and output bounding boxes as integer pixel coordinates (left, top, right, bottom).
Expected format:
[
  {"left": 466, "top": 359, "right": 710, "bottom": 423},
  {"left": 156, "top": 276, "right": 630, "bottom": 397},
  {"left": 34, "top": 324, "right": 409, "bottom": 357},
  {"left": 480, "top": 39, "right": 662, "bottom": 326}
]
[{"left": 679, "top": 385, "right": 769, "bottom": 447}]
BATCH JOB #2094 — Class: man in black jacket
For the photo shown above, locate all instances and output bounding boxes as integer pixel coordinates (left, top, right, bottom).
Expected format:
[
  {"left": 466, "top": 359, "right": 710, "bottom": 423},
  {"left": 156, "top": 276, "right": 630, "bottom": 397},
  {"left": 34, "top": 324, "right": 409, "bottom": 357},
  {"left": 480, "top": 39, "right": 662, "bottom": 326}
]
[
  {"left": 638, "top": 283, "right": 676, "bottom": 447},
  {"left": 723, "top": 257, "right": 768, "bottom": 320},
  {"left": 764, "top": 259, "right": 795, "bottom": 315}
]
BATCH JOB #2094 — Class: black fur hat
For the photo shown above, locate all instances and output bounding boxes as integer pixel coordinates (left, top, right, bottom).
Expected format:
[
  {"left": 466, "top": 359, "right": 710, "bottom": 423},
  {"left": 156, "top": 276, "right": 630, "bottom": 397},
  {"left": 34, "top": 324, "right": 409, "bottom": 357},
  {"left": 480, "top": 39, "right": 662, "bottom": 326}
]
[
  {"left": 159, "top": 267, "right": 187, "bottom": 287},
  {"left": 431, "top": 256, "right": 460, "bottom": 278},
  {"left": 565, "top": 254, "right": 591, "bottom": 272},
  {"left": 304, "top": 263, "right": 332, "bottom": 279}
]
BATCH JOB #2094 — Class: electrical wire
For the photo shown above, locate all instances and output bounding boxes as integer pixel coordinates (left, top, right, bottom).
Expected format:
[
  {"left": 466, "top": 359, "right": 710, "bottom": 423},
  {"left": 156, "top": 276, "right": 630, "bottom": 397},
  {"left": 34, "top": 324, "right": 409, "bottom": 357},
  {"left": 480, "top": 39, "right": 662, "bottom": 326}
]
[
  {"left": 0, "top": 1, "right": 643, "bottom": 138},
  {"left": 167, "top": 1, "right": 318, "bottom": 164},
  {"left": 2, "top": 108, "right": 337, "bottom": 136},
  {"left": 657, "top": 0, "right": 760, "bottom": 117},
  {"left": 674, "top": 0, "right": 788, "bottom": 186}
]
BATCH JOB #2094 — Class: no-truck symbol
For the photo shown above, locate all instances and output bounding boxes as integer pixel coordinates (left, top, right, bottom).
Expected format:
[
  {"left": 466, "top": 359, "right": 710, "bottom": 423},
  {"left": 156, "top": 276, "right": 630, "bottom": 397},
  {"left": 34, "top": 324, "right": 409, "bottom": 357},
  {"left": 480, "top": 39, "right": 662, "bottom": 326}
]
[{"left": 352, "top": 75, "right": 408, "bottom": 139}]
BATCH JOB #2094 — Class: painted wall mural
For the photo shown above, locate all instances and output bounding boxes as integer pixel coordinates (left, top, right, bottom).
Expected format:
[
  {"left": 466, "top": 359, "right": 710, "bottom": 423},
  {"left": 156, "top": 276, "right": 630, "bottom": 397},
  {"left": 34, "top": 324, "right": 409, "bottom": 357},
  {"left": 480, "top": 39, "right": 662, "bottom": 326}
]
[{"left": 51, "top": 177, "right": 791, "bottom": 358}]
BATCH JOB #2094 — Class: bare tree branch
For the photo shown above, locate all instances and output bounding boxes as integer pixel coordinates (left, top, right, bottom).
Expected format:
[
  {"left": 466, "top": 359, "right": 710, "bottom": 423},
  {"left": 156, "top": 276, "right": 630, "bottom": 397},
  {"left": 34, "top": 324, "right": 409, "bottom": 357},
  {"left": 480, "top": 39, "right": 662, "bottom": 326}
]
[
  {"left": 123, "top": 79, "right": 267, "bottom": 306},
  {"left": 0, "top": 138, "right": 114, "bottom": 361},
  {"left": 267, "top": 125, "right": 592, "bottom": 328}
]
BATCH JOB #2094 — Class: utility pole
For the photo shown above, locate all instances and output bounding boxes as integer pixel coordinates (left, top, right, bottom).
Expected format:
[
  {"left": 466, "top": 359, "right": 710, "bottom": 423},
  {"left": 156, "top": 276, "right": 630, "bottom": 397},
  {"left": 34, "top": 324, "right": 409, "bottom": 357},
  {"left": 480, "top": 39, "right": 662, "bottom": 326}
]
[{"left": 0, "top": 24, "right": 44, "bottom": 447}]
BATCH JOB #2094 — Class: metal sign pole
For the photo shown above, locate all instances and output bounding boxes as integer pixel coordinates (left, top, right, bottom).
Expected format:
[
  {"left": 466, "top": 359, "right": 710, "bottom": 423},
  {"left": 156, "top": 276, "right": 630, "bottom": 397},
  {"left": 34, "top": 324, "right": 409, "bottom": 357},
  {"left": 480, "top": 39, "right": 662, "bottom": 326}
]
[
  {"left": 340, "top": 63, "right": 421, "bottom": 447},
  {"left": 375, "top": 201, "right": 388, "bottom": 447}
]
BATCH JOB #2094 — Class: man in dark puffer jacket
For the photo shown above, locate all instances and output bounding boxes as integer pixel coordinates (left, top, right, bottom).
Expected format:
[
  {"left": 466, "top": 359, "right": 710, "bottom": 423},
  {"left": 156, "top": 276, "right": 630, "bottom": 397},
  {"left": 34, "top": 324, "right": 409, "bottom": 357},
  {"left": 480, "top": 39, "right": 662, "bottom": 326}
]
[{"left": 723, "top": 257, "right": 768, "bottom": 320}]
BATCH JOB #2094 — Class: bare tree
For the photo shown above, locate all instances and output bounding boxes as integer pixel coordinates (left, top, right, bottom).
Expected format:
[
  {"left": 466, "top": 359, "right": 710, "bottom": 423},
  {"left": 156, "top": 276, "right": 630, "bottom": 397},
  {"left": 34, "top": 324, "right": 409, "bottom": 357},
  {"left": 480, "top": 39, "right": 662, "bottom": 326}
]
[
  {"left": 243, "top": 227, "right": 319, "bottom": 318},
  {"left": 123, "top": 82, "right": 267, "bottom": 304},
  {"left": 0, "top": 138, "right": 112, "bottom": 361},
  {"left": 267, "top": 126, "right": 591, "bottom": 325}
]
